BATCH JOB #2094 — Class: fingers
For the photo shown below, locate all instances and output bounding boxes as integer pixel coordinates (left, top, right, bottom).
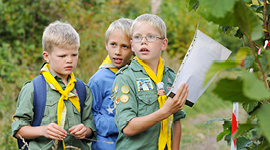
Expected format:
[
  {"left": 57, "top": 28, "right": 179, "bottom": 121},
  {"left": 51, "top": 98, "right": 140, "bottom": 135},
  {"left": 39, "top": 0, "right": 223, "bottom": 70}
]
[
  {"left": 69, "top": 124, "right": 87, "bottom": 139},
  {"left": 43, "top": 123, "right": 67, "bottom": 140}
]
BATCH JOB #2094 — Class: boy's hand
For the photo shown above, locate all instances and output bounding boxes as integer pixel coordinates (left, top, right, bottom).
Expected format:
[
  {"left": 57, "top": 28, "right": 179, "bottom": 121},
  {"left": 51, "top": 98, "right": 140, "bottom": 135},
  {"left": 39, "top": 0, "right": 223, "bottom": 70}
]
[
  {"left": 43, "top": 123, "right": 67, "bottom": 140},
  {"left": 163, "top": 83, "right": 189, "bottom": 115},
  {"left": 69, "top": 124, "right": 92, "bottom": 139}
]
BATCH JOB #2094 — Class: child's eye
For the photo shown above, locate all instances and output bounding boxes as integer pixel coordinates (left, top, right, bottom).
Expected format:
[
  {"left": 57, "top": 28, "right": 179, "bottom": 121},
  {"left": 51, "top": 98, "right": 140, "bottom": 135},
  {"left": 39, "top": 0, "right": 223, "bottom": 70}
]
[
  {"left": 147, "top": 35, "right": 155, "bottom": 39},
  {"left": 133, "top": 35, "right": 141, "bottom": 40},
  {"left": 72, "top": 54, "right": 78, "bottom": 57},
  {"left": 123, "top": 45, "right": 129, "bottom": 49},
  {"left": 110, "top": 43, "right": 116, "bottom": 46},
  {"left": 59, "top": 55, "right": 66, "bottom": 58}
]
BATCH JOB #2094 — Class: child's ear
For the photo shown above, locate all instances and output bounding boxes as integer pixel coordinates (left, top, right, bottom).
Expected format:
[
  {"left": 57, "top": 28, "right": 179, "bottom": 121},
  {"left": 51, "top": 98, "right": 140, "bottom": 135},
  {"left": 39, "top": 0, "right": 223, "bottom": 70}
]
[
  {"left": 130, "top": 40, "right": 135, "bottom": 52},
  {"left": 42, "top": 51, "right": 50, "bottom": 63},
  {"left": 105, "top": 43, "right": 109, "bottom": 51},
  {"left": 161, "top": 38, "right": 168, "bottom": 51}
]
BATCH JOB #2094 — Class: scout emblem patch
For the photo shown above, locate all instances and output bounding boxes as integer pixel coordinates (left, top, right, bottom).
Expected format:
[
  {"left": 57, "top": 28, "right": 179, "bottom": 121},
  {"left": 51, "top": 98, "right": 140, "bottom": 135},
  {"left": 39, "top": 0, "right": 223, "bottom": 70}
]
[
  {"left": 121, "top": 85, "right": 130, "bottom": 94},
  {"left": 120, "top": 95, "right": 129, "bottom": 103},
  {"left": 115, "top": 96, "right": 120, "bottom": 104},
  {"left": 136, "top": 78, "right": 153, "bottom": 91},
  {"left": 114, "top": 84, "right": 118, "bottom": 93}
]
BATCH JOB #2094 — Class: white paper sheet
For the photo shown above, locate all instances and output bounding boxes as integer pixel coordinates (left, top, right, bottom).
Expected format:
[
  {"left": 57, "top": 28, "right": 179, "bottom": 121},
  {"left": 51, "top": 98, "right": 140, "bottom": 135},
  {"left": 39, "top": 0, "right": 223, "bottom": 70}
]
[{"left": 167, "top": 30, "right": 232, "bottom": 107}]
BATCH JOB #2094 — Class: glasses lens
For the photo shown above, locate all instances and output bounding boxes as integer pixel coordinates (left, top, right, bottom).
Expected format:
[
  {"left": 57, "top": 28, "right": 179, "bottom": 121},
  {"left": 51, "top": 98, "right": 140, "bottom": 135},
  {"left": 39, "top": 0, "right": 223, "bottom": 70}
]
[{"left": 147, "top": 35, "right": 156, "bottom": 42}]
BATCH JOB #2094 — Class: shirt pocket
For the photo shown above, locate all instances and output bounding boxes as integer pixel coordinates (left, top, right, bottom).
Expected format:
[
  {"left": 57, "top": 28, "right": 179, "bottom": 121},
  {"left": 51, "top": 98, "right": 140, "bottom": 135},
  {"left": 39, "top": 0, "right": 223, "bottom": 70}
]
[
  {"left": 136, "top": 92, "right": 159, "bottom": 117},
  {"left": 69, "top": 104, "right": 81, "bottom": 126},
  {"left": 42, "top": 98, "right": 58, "bottom": 125}
]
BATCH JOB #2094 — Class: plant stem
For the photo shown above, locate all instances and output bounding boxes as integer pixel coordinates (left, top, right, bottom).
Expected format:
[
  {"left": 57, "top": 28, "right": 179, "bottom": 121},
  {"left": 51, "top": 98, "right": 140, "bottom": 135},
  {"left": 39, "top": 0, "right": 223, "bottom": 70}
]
[
  {"left": 245, "top": 34, "right": 269, "bottom": 89},
  {"left": 263, "top": 0, "right": 268, "bottom": 39}
]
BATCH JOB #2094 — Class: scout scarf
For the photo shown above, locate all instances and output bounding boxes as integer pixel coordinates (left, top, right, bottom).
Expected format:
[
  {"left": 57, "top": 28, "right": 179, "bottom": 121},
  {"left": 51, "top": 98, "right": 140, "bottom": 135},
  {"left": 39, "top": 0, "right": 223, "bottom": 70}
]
[
  {"left": 99, "top": 55, "right": 118, "bottom": 73},
  {"left": 135, "top": 57, "right": 173, "bottom": 150},
  {"left": 40, "top": 64, "right": 80, "bottom": 149}
]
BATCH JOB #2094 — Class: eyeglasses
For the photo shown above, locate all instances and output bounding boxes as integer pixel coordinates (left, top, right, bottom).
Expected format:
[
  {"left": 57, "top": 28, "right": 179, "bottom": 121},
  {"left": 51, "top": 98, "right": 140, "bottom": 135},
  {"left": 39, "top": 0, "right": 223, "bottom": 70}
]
[{"left": 132, "top": 35, "right": 165, "bottom": 43}]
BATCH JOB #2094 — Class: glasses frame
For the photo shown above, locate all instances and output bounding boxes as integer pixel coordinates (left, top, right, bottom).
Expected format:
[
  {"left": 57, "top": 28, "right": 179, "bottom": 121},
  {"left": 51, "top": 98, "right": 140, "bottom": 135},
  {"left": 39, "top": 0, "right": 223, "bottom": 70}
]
[{"left": 131, "top": 35, "right": 165, "bottom": 43}]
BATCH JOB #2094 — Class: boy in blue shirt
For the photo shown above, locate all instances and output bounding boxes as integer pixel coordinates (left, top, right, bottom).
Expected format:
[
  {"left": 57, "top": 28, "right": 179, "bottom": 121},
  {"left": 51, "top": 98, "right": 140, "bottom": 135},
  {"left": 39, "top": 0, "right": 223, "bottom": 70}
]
[
  {"left": 87, "top": 18, "right": 133, "bottom": 150},
  {"left": 113, "top": 14, "right": 189, "bottom": 150},
  {"left": 12, "top": 21, "right": 96, "bottom": 150}
]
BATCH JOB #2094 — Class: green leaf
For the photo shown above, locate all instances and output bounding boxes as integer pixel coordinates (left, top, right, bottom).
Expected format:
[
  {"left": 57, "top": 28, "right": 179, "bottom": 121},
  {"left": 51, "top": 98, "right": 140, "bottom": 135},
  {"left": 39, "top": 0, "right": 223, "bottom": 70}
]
[
  {"left": 244, "top": 55, "right": 255, "bottom": 69},
  {"left": 240, "top": 71, "right": 270, "bottom": 101},
  {"left": 213, "top": 78, "right": 257, "bottom": 102},
  {"left": 257, "top": 140, "right": 270, "bottom": 150},
  {"left": 198, "top": 0, "right": 238, "bottom": 26},
  {"left": 237, "top": 137, "right": 253, "bottom": 148},
  {"left": 204, "top": 60, "right": 238, "bottom": 85},
  {"left": 257, "top": 104, "right": 270, "bottom": 141},
  {"left": 242, "top": 101, "right": 260, "bottom": 114},
  {"left": 217, "top": 130, "right": 230, "bottom": 142},
  {"left": 199, "top": 0, "right": 235, "bottom": 18},
  {"left": 234, "top": 0, "right": 263, "bottom": 41},
  {"left": 264, "top": 50, "right": 270, "bottom": 69},
  {"left": 205, "top": 117, "right": 231, "bottom": 125},
  {"left": 235, "top": 47, "right": 251, "bottom": 64},
  {"left": 233, "top": 123, "right": 256, "bottom": 138},
  {"left": 186, "top": 0, "right": 199, "bottom": 12}
]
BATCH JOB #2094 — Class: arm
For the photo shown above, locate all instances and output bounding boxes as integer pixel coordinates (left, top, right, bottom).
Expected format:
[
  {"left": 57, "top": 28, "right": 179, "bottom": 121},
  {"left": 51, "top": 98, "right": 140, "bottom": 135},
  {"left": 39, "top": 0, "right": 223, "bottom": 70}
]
[
  {"left": 88, "top": 79, "right": 118, "bottom": 136},
  {"left": 123, "top": 83, "right": 188, "bottom": 137},
  {"left": 172, "top": 120, "right": 181, "bottom": 150},
  {"left": 15, "top": 123, "right": 67, "bottom": 140}
]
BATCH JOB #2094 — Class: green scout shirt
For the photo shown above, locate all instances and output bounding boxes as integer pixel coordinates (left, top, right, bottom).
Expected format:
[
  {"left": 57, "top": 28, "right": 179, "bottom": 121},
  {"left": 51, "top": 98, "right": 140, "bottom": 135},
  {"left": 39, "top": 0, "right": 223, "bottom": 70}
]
[
  {"left": 11, "top": 72, "right": 96, "bottom": 150},
  {"left": 113, "top": 60, "right": 186, "bottom": 150}
]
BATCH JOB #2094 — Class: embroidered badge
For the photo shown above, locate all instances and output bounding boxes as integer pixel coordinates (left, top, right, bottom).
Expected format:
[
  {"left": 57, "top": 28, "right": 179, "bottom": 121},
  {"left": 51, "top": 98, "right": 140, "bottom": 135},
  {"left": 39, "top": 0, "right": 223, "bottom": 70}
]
[
  {"left": 115, "top": 96, "right": 120, "bottom": 104},
  {"left": 168, "top": 78, "right": 172, "bottom": 83},
  {"left": 121, "top": 85, "right": 130, "bottom": 94},
  {"left": 120, "top": 95, "right": 129, "bottom": 103},
  {"left": 167, "top": 87, "right": 171, "bottom": 90},
  {"left": 106, "top": 105, "right": 114, "bottom": 114},
  {"left": 136, "top": 78, "right": 153, "bottom": 91},
  {"left": 115, "top": 84, "right": 118, "bottom": 93}
]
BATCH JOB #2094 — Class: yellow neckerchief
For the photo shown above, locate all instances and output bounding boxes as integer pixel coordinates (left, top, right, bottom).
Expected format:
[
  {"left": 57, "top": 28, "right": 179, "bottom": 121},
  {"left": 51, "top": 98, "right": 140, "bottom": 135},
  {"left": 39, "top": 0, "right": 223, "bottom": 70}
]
[
  {"left": 135, "top": 56, "right": 173, "bottom": 150},
  {"left": 99, "top": 55, "right": 119, "bottom": 73},
  {"left": 40, "top": 64, "right": 80, "bottom": 149}
]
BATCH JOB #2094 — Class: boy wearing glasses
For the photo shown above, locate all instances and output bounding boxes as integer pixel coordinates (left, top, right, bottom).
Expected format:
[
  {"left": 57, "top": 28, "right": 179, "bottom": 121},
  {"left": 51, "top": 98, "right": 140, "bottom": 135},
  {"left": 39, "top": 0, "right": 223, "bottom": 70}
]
[{"left": 112, "top": 14, "right": 189, "bottom": 150}]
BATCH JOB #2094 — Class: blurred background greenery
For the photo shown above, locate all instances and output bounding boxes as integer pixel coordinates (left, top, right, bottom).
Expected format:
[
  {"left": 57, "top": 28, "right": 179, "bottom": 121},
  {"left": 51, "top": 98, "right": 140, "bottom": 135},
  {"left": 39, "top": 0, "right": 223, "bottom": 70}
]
[{"left": 0, "top": 0, "right": 241, "bottom": 149}]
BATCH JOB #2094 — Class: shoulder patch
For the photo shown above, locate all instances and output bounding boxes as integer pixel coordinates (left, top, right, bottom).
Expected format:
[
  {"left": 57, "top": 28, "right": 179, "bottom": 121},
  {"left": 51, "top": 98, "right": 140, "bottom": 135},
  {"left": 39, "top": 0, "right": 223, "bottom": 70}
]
[{"left": 116, "top": 65, "right": 129, "bottom": 76}]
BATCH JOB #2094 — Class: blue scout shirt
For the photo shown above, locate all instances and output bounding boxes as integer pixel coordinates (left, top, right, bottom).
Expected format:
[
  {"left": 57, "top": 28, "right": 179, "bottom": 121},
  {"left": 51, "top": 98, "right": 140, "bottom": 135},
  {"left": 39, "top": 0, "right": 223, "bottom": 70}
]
[
  {"left": 113, "top": 60, "right": 186, "bottom": 150},
  {"left": 88, "top": 68, "right": 118, "bottom": 150}
]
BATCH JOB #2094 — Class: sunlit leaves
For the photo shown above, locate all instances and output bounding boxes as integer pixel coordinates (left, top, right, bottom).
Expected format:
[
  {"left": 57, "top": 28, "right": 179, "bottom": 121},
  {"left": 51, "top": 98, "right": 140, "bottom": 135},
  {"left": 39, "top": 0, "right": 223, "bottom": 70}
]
[
  {"left": 204, "top": 60, "right": 238, "bottom": 85},
  {"left": 240, "top": 71, "right": 270, "bottom": 101},
  {"left": 199, "top": 0, "right": 236, "bottom": 18},
  {"left": 257, "top": 104, "right": 270, "bottom": 142},
  {"left": 234, "top": 0, "right": 263, "bottom": 41},
  {"left": 197, "top": 0, "right": 263, "bottom": 41}
]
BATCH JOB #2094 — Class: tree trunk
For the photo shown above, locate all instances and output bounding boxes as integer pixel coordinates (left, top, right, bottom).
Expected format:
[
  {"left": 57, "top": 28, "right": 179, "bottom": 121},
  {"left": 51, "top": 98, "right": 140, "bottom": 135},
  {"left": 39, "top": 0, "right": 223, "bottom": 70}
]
[{"left": 151, "top": 0, "right": 162, "bottom": 14}]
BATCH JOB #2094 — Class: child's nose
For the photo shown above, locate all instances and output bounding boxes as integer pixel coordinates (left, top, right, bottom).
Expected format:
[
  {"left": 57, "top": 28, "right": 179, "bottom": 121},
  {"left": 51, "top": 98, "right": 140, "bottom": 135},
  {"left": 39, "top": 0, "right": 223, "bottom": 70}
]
[{"left": 115, "top": 47, "right": 122, "bottom": 55}]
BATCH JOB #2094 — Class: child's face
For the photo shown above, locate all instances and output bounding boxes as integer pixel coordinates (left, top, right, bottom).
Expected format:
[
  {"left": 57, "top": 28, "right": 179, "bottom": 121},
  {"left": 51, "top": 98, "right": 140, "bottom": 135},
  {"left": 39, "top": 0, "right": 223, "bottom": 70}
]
[
  {"left": 43, "top": 46, "right": 78, "bottom": 80},
  {"left": 131, "top": 23, "right": 168, "bottom": 63},
  {"left": 106, "top": 28, "right": 133, "bottom": 68}
]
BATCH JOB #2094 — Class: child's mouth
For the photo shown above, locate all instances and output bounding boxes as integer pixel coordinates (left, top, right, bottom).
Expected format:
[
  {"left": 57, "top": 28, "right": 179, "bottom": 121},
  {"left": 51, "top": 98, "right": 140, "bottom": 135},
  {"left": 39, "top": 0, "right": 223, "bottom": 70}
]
[{"left": 113, "top": 58, "right": 122, "bottom": 64}]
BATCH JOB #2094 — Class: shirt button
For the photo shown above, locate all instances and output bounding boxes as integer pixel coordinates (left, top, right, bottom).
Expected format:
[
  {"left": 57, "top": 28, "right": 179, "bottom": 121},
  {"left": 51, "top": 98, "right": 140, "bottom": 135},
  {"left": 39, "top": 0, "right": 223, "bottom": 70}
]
[{"left": 148, "top": 100, "right": 151, "bottom": 104}]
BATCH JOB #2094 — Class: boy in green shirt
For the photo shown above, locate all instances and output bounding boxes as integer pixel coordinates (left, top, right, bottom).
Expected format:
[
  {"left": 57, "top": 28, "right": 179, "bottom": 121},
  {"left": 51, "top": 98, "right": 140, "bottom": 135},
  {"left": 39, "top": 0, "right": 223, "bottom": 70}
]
[
  {"left": 113, "top": 14, "right": 189, "bottom": 150},
  {"left": 12, "top": 21, "right": 96, "bottom": 150}
]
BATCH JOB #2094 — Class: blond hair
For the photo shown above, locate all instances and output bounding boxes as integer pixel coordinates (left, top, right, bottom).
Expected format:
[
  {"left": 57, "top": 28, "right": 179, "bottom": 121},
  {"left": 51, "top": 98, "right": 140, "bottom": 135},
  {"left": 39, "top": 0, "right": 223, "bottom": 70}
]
[
  {"left": 131, "top": 14, "right": 166, "bottom": 38},
  {"left": 105, "top": 18, "right": 133, "bottom": 44},
  {"left": 42, "top": 21, "right": 80, "bottom": 52}
]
